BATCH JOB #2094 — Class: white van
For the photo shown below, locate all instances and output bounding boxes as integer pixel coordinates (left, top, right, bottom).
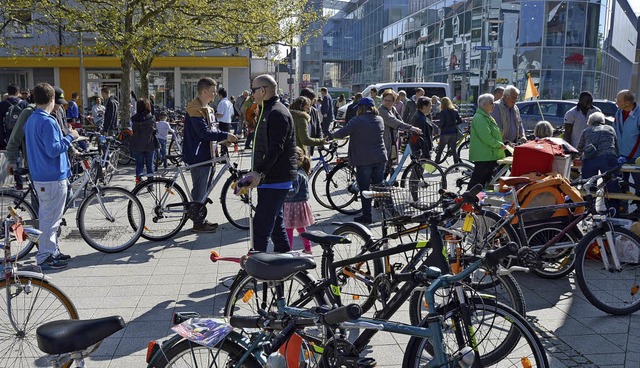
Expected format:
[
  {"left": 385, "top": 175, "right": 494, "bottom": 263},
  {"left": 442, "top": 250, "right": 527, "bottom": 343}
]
[{"left": 336, "top": 82, "right": 450, "bottom": 122}]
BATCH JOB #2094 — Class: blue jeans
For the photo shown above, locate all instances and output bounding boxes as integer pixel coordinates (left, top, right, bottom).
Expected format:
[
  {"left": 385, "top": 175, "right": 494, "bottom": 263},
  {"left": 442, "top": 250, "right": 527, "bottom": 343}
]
[
  {"left": 355, "top": 163, "right": 386, "bottom": 220},
  {"left": 133, "top": 151, "right": 154, "bottom": 178},
  {"left": 253, "top": 188, "right": 290, "bottom": 253},
  {"left": 157, "top": 138, "right": 168, "bottom": 167},
  {"left": 583, "top": 154, "right": 621, "bottom": 212}
]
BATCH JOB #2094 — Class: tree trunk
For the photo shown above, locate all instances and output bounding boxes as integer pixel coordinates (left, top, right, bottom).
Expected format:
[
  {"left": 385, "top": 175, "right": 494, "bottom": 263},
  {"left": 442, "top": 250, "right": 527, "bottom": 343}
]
[
  {"left": 136, "top": 58, "right": 153, "bottom": 99},
  {"left": 120, "top": 51, "right": 134, "bottom": 130}
]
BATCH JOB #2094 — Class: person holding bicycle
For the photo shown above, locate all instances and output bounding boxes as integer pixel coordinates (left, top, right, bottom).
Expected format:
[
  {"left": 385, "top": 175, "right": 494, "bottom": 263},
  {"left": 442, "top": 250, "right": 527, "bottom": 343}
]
[
  {"left": 408, "top": 96, "right": 433, "bottom": 160},
  {"left": 434, "top": 97, "right": 463, "bottom": 164},
  {"left": 380, "top": 90, "right": 422, "bottom": 174},
  {"left": 242, "top": 74, "right": 297, "bottom": 252},
  {"left": 184, "top": 77, "right": 238, "bottom": 233}
]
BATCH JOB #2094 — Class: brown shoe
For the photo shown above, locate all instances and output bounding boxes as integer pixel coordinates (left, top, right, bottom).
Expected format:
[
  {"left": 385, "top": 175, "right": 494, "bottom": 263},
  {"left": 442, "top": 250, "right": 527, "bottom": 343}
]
[{"left": 192, "top": 221, "right": 218, "bottom": 233}]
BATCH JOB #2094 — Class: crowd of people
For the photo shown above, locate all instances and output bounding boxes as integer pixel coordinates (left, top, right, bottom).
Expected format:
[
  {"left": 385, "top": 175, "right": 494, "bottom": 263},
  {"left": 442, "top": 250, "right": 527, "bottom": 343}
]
[{"left": 1, "top": 77, "right": 639, "bottom": 263}]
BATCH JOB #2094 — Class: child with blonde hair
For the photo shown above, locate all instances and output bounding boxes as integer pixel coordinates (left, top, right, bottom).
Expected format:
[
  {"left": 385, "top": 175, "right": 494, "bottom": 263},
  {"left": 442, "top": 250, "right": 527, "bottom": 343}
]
[{"left": 284, "top": 147, "right": 315, "bottom": 254}]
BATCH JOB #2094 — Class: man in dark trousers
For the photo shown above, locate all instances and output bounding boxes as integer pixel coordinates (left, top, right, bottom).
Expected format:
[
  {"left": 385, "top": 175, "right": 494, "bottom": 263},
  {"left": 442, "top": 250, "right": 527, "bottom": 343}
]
[
  {"left": 100, "top": 87, "right": 119, "bottom": 136},
  {"left": 320, "top": 87, "right": 334, "bottom": 136},
  {"left": 0, "top": 84, "right": 28, "bottom": 149},
  {"left": 243, "top": 74, "right": 297, "bottom": 253}
]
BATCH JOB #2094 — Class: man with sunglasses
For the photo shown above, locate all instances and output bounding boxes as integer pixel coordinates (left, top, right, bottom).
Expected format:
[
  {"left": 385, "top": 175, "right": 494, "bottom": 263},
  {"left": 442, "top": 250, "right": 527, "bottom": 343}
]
[{"left": 242, "top": 75, "right": 297, "bottom": 253}]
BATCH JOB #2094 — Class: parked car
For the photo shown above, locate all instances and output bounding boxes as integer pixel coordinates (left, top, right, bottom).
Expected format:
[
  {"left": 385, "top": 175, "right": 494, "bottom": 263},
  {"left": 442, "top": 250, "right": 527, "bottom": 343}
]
[
  {"left": 516, "top": 100, "right": 575, "bottom": 131},
  {"left": 591, "top": 99, "right": 617, "bottom": 118}
]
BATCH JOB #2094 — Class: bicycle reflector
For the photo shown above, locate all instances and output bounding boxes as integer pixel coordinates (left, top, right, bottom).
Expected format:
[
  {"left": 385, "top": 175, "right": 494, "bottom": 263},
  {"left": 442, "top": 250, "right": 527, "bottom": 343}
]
[
  {"left": 82, "top": 160, "right": 91, "bottom": 170},
  {"left": 146, "top": 340, "right": 158, "bottom": 363}
]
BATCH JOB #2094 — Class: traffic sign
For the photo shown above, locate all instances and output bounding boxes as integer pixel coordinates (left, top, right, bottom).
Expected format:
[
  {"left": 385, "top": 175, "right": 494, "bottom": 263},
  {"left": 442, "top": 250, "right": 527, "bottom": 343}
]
[
  {"left": 302, "top": 74, "right": 311, "bottom": 82},
  {"left": 474, "top": 45, "right": 492, "bottom": 51}
]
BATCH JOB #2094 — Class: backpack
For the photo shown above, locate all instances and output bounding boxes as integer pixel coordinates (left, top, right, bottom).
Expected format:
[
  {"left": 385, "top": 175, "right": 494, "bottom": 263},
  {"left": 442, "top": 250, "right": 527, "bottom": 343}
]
[{"left": 5, "top": 101, "right": 23, "bottom": 132}]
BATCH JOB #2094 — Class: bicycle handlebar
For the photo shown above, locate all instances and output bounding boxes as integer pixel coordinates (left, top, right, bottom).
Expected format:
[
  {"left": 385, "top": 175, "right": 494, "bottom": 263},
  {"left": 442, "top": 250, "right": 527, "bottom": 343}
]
[
  {"left": 322, "top": 304, "right": 362, "bottom": 325},
  {"left": 442, "top": 184, "right": 483, "bottom": 218}
]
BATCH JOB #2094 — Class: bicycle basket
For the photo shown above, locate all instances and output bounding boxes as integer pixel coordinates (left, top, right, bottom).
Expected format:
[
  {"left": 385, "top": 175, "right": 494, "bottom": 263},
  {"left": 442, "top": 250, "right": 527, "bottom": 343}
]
[{"left": 371, "top": 183, "right": 434, "bottom": 220}]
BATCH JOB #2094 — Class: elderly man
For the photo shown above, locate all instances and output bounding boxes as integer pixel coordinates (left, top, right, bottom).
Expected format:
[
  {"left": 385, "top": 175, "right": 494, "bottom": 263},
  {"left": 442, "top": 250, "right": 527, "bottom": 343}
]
[
  {"left": 491, "top": 85, "right": 525, "bottom": 144},
  {"left": 243, "top": 74, "right": 297, "bottom": 252},
  {"left": 614, "top": 89, "right": 640, "bottom": 214},
  {"left": 493, "top": 86, "right": 505, "bottom": 102}
]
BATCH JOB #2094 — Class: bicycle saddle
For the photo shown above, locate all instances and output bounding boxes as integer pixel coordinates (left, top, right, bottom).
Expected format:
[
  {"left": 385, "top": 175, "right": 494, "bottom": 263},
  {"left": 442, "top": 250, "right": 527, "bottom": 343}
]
[
  {"left": 301, "top": 230, "right": 350, "bottom": 246},
  {"left": 245, "top": 252, "right": 316, "bottom": 281},
  {"left": 36, "top": 316, "right": 125, "bottom": 355}
]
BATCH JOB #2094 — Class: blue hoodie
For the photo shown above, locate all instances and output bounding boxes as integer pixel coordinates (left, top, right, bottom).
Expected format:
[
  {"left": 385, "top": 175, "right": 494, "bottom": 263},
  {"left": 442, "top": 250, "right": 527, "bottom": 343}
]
[
  {"left": 23, "top": 109, "right": 73, "bottom": 182},
  {"left": 614, "top": 103, "right": 640, "bottom": 159}
]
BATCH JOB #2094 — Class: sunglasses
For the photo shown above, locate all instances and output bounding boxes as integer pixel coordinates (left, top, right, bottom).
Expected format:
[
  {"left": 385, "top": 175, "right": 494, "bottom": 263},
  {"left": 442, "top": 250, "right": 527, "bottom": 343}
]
[{"left": 251, "top": 85, "right": 268, "bottom": 93}]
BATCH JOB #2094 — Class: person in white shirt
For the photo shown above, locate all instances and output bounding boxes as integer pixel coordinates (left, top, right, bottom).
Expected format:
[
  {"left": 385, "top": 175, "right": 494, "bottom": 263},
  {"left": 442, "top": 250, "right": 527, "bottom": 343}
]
[
  {"left": 215, "top": 88, "right": 234, "bottom": 133},
  {"left": 92, "top": 97, "right": 106, "bottom": 130},
  {"left": 155, "top": 111, "right": 175, "bottom": 168}
]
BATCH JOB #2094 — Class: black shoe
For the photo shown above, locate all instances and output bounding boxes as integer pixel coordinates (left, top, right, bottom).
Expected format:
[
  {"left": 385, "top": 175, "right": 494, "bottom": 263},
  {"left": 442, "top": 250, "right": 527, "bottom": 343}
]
[
  {"left": 193, "top": 221, "right": 219, "bottom": 233},
  {"left": 354, "top": 215, "right": 372, "bottom": 225},
  {"left": 56, "top": 253, "right": 72, "bottom": 261},
  {"left": 38, "top": 255, "right": 69, "bottom": 270}
]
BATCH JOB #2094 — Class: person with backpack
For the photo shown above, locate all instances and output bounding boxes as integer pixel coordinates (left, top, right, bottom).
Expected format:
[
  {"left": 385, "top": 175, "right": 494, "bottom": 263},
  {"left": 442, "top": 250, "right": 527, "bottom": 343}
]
[
  {"left": 434, "top": 97, "right": 464, "bottom": 164},
  {"left": 0, "top": 84, "right": 28, "bottom": 149}
]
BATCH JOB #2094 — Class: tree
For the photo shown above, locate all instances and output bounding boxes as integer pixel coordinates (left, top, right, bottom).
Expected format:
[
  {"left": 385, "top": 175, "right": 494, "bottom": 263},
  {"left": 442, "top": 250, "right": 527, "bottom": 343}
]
[{"left": 39, "top": 0, "right": 322, "bottom": 124}]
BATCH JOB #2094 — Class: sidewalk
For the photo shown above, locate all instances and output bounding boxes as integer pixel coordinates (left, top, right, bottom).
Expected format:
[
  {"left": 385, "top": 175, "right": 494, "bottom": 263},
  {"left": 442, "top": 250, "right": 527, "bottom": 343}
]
[{"left": 24, "top": 149, "right": 640, "bottom": 367}]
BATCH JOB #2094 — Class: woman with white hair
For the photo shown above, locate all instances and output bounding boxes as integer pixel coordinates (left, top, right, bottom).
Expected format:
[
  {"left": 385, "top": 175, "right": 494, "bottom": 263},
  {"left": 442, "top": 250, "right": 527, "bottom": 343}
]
[
  {"left": 533, "top": 120, "right": 554, "bottom": 139},
  {"left": 577, "top": 111, "right": 620, "bottom": 210},
  {"left": 467, "top": 93, "right": 507, "bottom": 189}
]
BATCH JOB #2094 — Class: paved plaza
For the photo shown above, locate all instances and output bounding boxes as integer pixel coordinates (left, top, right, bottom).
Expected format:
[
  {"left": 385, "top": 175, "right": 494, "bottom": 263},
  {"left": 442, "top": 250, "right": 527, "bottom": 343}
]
[{"left": 17, "top": 148, "right": 640, "bottom": 368}]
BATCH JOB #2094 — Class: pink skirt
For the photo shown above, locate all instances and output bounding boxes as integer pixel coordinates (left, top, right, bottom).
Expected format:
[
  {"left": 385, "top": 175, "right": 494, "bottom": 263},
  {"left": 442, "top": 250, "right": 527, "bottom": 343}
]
[{"left": 283, "top": 201, "right": 315, "bottom": 229}]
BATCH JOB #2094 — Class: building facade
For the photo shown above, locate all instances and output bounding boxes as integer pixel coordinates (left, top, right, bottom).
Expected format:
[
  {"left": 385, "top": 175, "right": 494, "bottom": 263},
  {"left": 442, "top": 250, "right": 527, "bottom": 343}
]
[
  {"left": 304, "top": 0, "right": 638, "bottom": 101},
  {"left": 0, "top": 20, "right": 250, "bottom": 111}
]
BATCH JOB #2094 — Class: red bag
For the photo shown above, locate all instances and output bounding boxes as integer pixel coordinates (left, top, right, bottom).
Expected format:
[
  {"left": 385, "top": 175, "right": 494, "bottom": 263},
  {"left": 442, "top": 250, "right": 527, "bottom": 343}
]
[{"left": 510, "top": 139, "right": 564, "bottom": 176}]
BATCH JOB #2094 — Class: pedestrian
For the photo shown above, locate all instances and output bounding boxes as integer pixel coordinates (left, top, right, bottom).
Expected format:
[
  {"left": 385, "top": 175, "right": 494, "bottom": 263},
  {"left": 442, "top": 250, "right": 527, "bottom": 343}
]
[
  {"left": 345, "top": 93, "right": 362, "bottom": 124},
  {"left": 66, "top": 92, "right": 80, "bottom": 125},
  {"left": 564, "top": 91, "right": 600, "bottom": 148},
  {"left": 395, "top": 90, "right": 406, "bottom": 118},
  {"left": 434, "top": 97, "right": 464, "bottom": 163},
  {"left": 613, "top": 89, "right": 640, "bottom": 215},
  {"left": 184, "top": 77, "right": 238, "bottom": 232},
  {"left": 0, "top": 84, "right": 28, "bottom": 149},
  {"left": 215, "top": 88, "right": 233, "bottom": 133},
  {"left": 149, "top": 94, "right": 156, "bottom": 116},
  {"left": 492, "top": 85, "right": 526, "bottom": 144},
  {"left": 242, "top": 74, "right": 297, "bottom": 252},
  {"left": 284, "top": 147, "right": 315, "bottom": 255},
  {"left": 289, "top": 96, "right": 325, "bottom": 156},
  {"left": 431, "top": 95, "right": 441, "bottom": 119},
  {"left": 320, "top": 87, "right": 334, "bottom": 136},
  {"left": 23, "top": 83, "right": 79, "bottom": 269},
  {"left": 241, "top": 91, "right": 257, "bottom": 150},
  {"left": 577, "top": 111, "right": 620, "bottom": 211},
  {"left": 493, "top": 86, "right": 504, "bottom": 102},
  {"left": 155, "top": 110, "right": 174, "bottom": 169},
  {"left": 468, "top": 93, "right": 507, "bottom": 189},
  {"left": 533, "top": 120, "right": 554, "bottom": 139},
  {"left": 379, "top": 90, "right": 422, "bottom": 173},
  {"left": 235, "top": 90, "right": 249, "bottom": 137},
  {"left": 130, "top": 98, "right": 157, "bottom": 182},
  {"left": 326, "top": 97, "right": 387, "bottom": 224},
  {"left": 92, "top": 97, "right": 105, "bottom": 130},
  {"left": 369, "top": 87, "right": 381, "bottom": 106},
  {"left": 402, "top": 88, "right": 424, "bottom": 123},
  {"left": 100, "top": 87, "right": 119, "bottom": 136},
  {"left": 409, "top": 96, "right": 433, "bottom": 160}
]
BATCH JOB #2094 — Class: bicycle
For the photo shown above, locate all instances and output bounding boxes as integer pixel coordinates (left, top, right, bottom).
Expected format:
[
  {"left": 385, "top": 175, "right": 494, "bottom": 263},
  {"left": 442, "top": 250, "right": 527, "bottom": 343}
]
[
  {"left": 1, "top": 207, "right": 79, "bottom": 367},
  {"left": 325, "top": 133, "right": 445, "bottom": 215},
  {"left": 0, "top": 153, "right": 146, "bottom": 261},
  {"left": 148, "top": 234, "right": 547, "bottom": 367},
  {"left": 432, "top": 122, "right": 471, "bottom": 165},
  {"left": 131, "top": 150, "right": 254, "bottom": 241}
]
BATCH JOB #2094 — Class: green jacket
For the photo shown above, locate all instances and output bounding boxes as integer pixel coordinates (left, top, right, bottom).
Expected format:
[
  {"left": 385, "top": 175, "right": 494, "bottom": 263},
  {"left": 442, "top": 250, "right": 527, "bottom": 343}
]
[
  {"left": 469, "top": 108, "right": 505, "bottom": 162},
  {"left": 290, "top": 110, "right": 324, "bottom": 156}
]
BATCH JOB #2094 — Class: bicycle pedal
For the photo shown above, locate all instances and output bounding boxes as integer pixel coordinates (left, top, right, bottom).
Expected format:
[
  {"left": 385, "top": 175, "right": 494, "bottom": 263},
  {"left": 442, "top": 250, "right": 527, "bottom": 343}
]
[
  {"left": 172, "top": 311, "right": 200, "bottom": 324},
  {"left": 356, "top": 358, "right": 377, "bottom": 367}
]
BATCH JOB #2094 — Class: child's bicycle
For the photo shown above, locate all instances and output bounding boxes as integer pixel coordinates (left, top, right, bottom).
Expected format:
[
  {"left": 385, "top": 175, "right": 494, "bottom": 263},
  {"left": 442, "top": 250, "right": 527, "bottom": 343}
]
[{"left": 0, "top": 207, "right": 79, "bottom": 367}]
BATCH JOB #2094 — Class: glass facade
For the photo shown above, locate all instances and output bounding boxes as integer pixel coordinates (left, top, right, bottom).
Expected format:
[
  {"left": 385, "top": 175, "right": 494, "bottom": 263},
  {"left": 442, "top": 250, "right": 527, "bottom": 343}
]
[{"left": 311, "top": 0, "right": 634, "bottom": 101}]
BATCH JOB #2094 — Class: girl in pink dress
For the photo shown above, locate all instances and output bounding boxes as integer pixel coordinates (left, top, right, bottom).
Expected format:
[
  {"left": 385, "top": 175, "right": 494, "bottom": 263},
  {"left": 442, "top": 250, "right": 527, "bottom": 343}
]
[{"left": 284, "top": 147, "right": 315, "bottom": 254}]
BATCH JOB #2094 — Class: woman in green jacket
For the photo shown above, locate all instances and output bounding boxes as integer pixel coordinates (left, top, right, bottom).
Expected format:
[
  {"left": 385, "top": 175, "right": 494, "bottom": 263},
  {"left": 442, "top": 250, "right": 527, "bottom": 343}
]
[
  {"left": 468, "top": 93, "right": 507, "bottom": 189},
  {"left": 289, "top": 96, "right": 325, "bottom": 156}
]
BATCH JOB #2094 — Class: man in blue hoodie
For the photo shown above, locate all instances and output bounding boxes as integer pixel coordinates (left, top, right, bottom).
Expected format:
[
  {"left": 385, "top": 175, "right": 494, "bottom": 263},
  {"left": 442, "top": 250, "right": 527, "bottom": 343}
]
[
  {"left": 23, "top": 83, "right": 79, "bottom": 269},
  {"left": 614, "top": 90, "right": 640, "bottom": 214}
]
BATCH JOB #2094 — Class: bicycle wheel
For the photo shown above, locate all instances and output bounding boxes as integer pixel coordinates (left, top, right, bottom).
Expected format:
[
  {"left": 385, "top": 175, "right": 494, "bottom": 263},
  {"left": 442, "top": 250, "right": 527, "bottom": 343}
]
[
  {"left": 526, "top": 223, "right": 582, "bottom": 279},
  {"left": 148, "top": 336, "right": 261, "bottom": 368},
  {"left": 443, "top": 162, "right": 474, "bottom": 194},
  {"left": 452, "top": 209, "right": 520, "bottom": 255},
  {"left": 400, "top": 159, "right": 445, "bottom": 210},
  {"left": 118, "top": 144, "right": 133, "bottom": 165},
  {"left": 78, "top": 187, "right": 145, "bottom": 253},
  {"left": 0, "top": 276, "right": 79, "bottom": 368},
  {"left": 104, "top": 149, "right": 120, "bottom": 185},
  {"left": 575, "top": 225, "right": 640, "bottom": 315},
  {"left": 409, "top": 273, "right": 526, "bottom": 326},
  {"left": 131, "top": 178, "right": 189, "bottom": 241},
  {"left": 220, "top": 176, "right": 256, "bottom": 230},
  {"left": 328, "top": 223, "right": 384, "bottom": 313},
  {"left": 456, "top": 138, "right": 470, "bottom": 160},
  {"left": 311, "top": 165, "right": 333, "bottom": 210},
  {"left": 403, "top": 298, "right": 548, "bottom": 367},
  {"left": 0, "top": 191, "right": 38, "bottom": 263},
  {"left": 325, "top": 162, "right": 361, "bottom": 215}
]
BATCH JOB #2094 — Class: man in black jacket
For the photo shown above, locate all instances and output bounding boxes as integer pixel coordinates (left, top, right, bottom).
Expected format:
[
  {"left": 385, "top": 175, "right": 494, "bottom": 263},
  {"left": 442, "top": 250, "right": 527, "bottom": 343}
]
[
  {"left": 300, "top": 88, "right": 322, "bottom": 155},
  {"left": 320, "top": 87, "right": 334, "bottom": 136},
  {"left": 0, "top": 84, "right": 28, "bottom": 149},
  {"left": 243, "top": 74, "right": 297, "bottom": 253},
  {"left": 100, "top": 87, "right": 119, "bottom": 136}
]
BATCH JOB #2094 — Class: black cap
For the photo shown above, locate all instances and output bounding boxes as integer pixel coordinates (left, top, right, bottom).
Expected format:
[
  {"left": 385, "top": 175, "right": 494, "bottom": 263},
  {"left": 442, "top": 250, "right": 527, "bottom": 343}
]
[{"left": 54, "top": 87, "right": 68, "bottom": 105}]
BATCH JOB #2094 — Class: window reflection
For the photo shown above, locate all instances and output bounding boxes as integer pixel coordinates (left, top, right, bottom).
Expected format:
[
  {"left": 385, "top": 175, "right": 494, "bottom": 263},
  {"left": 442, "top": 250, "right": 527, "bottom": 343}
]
[
  {"left": 520, "top": 1, "right": 544, "bottom": 46},
  {"left": 545, "top": 1, "right": 566, "bottom": 47},
  {"left": 566, "top": 2, "right": 586, "bottom": 47}
]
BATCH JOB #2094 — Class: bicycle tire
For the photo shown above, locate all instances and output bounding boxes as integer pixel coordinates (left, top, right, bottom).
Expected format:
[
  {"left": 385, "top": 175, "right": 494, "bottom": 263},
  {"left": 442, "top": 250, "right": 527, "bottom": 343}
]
[
  {"left": 0, "top": 191, "right": 38, "bottom": 263},
  {"left": 408, "top": 272, "right": 526, "bottom": 326},
  {"left": 78, "top": 187, "right": 145, "bottom": 253},
  {"left": 456, "top": 209, "right": 520, "bottom": 255},
  {"left": 220, "top": 176, "right": 256, "bottom": 230},
  {"left": 403, "top": 298, "right": 549, "bottom": 367},
  {"left": 526, "top": 223, "right": 582, "bottom": 279},
  {"left": 336, "top": 137, "right": 349, "bottom": 148},
  {"left": 0, "top": 276, "right": 79, "bottom": 368},
  {"left": 148, "top": 336, "right": 261, "bottom": 368},
  {"left": 575, "top": 225, "right": 640, "bottom": 315},
  {"left": 328, "top": 223, "right": 384, "bottom": 313},
  {"left": 311, "top": 164, "right": 333, "bottom": 210},
  {"left": 325, "top": 162, "right": 361, "bottom": 215},
  {"left": 104, "top": 149, "right": 120, "bottom": 185},
  {"left": 131, "top": 178, "right": 189, "bottom": 241},
  {"left": 118, "top": 144, "right": 133, "bottom": 165},
  {"left": 456, "top": 138, "right": 470, "bottom": 160},
  {"left": 443, "top": 162, "right": 474, "bottom": 194},
  {"left": 400, "top": 159, "right": 445, "bottom": 210}
]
